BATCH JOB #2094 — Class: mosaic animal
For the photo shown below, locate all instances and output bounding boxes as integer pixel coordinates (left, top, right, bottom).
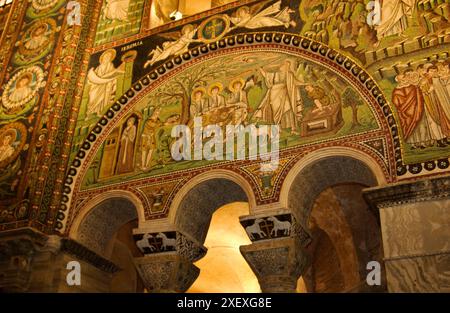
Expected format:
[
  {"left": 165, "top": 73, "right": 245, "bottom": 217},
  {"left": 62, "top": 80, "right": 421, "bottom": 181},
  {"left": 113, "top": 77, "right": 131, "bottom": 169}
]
[
  {"left": 268, "top": 216, "right": 291, "bottom": 236},
  {"left": 156, "top": 232, "right": 176, "bottom": 250},
  {"left": 245, "top": 218, "right": 265, "bottom": 240},
  {"left": 136, "top": 233, "right": 156, "bottom": 253}
]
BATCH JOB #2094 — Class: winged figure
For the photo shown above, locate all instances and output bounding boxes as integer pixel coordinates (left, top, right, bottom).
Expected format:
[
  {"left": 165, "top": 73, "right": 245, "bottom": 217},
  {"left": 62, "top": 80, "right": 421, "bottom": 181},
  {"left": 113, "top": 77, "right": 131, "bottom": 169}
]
[
  {"left": 230, "top": 0, "right": 296, "bottom": 30},
  {"left": 144, "top": 24, "right": 199, "bottom": 68}
]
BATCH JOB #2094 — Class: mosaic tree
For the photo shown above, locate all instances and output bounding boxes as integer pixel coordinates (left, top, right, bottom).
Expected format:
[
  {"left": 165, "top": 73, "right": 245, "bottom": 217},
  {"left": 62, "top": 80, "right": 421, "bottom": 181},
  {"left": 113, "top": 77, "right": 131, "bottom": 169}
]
[
  {"left": 342, "top": 87, "right": 364, "bottom": 130},
  {"left": 149, "top": 58, "right": 233, "bottom": 125}
]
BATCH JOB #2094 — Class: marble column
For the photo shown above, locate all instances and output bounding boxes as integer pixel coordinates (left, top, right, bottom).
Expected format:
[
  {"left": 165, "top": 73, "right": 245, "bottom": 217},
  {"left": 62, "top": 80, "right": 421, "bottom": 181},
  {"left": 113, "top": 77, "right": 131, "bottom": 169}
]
[
  {"left": 132, "top": 230, "right": 206, "bottom": 292},
  {"left": 239, "top": 212, "right": 312, "bottom": 292},
  {"left": 364, "top": 175, "right": 450, "bottom": 292}
]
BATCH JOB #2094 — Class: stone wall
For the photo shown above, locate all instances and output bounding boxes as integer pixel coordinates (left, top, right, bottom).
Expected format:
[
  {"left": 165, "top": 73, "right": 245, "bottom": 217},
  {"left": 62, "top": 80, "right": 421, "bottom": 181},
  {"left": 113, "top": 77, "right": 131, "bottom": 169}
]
[{"left": 365, "top": 175, "right": 450, "bottom": 292}]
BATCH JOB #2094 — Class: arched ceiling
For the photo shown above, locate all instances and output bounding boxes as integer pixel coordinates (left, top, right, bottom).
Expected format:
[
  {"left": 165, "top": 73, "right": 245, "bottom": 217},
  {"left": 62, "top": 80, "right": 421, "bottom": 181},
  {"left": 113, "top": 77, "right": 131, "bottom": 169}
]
[
  {"left": 53, "top": 0, "right": 450, "bottom": 233},
  {"left": 59, "top": 33, "right": 397, "bottom": 233}
]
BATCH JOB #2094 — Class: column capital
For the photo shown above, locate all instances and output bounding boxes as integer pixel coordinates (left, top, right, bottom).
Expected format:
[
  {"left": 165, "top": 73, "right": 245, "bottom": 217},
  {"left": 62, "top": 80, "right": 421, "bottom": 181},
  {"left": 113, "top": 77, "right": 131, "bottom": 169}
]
[
  {"left": 132, "top": 229, "right": 205, "bottom": 292},
  {"left": 240, "top": 212, "right": 312, "bottom": 245},
  {"left": 134, "top": 253, "right": 199, "bottom": 293},
  {"left": 0, "top": 228, "right": 119, "bottom": 292},
  {"left": 240, "top": 236, "right": 310, "bottom": 293},
  {"left": 133, "top": 229, "right": 207, "bottom": 262},
  {"left": 239, "top": 211, "right": 312, "bottom": 292}
]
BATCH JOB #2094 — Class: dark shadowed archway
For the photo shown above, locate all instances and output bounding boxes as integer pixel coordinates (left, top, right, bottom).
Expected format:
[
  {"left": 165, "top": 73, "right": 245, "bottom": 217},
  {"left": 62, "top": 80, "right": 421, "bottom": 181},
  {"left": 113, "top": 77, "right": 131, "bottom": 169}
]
[
  {"left": 75, "top": 198, "right": 138, "bottom": 257},
  {"left": 175, "top": 178, "right": 248, "bottom": 244},
  {"left": 72, "top": 197, "right": 144, "bottom": 292},
  {"left": 286, "top": 155, "right": 386, "bottom": 292},
  {"left": 288, "top": 156, "right": 378, "bottom": 223}
]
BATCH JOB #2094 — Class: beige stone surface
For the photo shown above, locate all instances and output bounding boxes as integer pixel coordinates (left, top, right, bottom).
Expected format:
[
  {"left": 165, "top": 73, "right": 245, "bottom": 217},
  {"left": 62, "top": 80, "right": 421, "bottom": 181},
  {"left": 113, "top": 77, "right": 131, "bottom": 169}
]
[
  {"left": 385, "top": 254, "right": 450, "bottom": 292},
  {"left": 378, "top": 197, "right": 450, "bottom": 292},
  {"left": 380, "top": 199, "right": 450, "bottom": 258}
]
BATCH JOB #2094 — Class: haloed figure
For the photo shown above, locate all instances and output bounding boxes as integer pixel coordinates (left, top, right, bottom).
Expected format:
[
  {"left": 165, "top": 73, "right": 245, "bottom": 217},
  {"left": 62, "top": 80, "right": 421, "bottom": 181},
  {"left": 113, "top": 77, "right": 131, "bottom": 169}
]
[
  {"left": 86, "top": 49, "right": 125, "bottom": 118},
  {"left": 227, "top": 78, "right": 249, "bottom": 125},
  {"left": 254, "top": 59, "right": 304, "bottom": 135},
  {"left": 24, "top": 24, "right": 48, "bottom": 51},
  {"left": 190, "top": 88, "right": 208, "bottom": 117},
  {"left": 141, "top": 107, "right": 162, "bottom": 170},
  {"left": 0, "top": 131, "right": 16, "bottom": 163},
  {"left": 9, "top": 74, "right": 33, "bottom": 105},
  {"left": 116, "top": 117, "right": 137, "bottom": 174},
  {"left": 208, "top": 83, "right": 226, "bottom": 109}
]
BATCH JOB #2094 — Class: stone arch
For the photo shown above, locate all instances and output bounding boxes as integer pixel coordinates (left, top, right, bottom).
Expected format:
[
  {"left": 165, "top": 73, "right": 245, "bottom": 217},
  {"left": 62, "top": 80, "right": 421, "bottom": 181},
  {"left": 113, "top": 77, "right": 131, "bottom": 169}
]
[
  {"left": 280, "top": 147, "right": 386, "bottom": 224},
  {"left": 169, "top": 169, "right": 257, "bottom": 221},
  {"left": 169, "top": 170, "right": 255, "bottom": 243},
  {"left": 289, "top": 157, "right": 376, "bottom": 222},
  {"left": 68, "top": 190, "right": 146, "bottom": 292},
  {"left": 59, "top": 33, "right": 400, "bottom": 234},
  {"left": 281, "top": 147, "right": 387, "bottom": 292},
  {"left": 69, "top": 191, "right": 145, "bottom": 258}
]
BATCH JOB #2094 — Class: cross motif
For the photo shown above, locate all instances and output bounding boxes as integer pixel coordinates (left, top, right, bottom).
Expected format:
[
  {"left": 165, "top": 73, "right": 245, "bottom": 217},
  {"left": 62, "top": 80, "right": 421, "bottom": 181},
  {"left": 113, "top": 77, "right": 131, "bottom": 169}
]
[
  {"left": 259, "top": 219, "right": 273, "bottom": 239},
  {"left": 148, "top": 236, "right": 162, "bottom": 251},
  {"left": 205, "top": 19, "right": 223, "bottom": 39}
]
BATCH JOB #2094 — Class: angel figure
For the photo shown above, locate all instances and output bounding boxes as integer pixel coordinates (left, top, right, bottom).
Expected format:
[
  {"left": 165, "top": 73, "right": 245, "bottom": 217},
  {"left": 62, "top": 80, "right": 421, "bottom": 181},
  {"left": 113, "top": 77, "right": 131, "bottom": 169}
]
[
  {"left": 144, "top": 24, "right": 199, "bottom": 68},
  {"left": 103, "top": 0, "right": 131, "bottom": 22},
  {"left": 230, "top": 0, "right": 296, "bottom": 30}
]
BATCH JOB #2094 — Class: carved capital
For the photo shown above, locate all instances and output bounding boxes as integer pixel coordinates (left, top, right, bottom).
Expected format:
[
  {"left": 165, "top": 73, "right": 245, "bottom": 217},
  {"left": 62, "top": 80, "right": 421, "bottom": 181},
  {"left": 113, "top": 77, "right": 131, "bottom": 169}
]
[
  {"left": 0, "top": 228, "right": 48, "bottom": 292},
  {"left": 133, "top": 230, "right": 207, "bottom": 262},
  {"left": 134, "top": 252, "right": 199, "bottom": 293},
  {"left": 0, "top": 228, "right": 120, "bottom": 292},
  {"left": 240, "top": 237, "right": 310, "bottom": 293},
  {"left": 240, "top": 212, "right": 312, "bottom": 246}
]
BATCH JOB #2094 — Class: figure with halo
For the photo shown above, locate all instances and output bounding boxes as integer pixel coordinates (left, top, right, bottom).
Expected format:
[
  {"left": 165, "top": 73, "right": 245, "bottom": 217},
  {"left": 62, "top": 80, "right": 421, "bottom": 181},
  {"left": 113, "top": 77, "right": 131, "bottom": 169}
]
[{"left": 85, "top": 49, "right": 125, "bottom": 118}]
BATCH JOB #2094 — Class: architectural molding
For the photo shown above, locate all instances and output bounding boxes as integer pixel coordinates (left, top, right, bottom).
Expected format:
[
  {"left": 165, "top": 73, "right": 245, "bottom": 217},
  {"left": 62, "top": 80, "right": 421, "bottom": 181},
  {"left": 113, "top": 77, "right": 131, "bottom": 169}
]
[
  {"left": 0, "top": 228, "right": 120, "bottom": 273},
  {"left": 364, "top": 174, "right": 450, "bottom": 209},
  {"left": 60, "top": 238, "right": 120, "bottom": 274}
]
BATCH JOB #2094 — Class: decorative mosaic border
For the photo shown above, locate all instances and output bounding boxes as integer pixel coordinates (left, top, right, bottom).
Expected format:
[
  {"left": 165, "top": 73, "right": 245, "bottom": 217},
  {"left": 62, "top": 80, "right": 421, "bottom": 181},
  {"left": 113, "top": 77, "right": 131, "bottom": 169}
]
[
  {"left": 56, "top": 32, "right": 430, "bottom": 232},
  {"left": 93, "top": 0, "right": 262, "bottom": 52},
  {"left": 70, "top": 43, "right": 394, "bottom": 193},
  {"left": 30, "top": 0, "right": 103, "bottom": 235}
]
